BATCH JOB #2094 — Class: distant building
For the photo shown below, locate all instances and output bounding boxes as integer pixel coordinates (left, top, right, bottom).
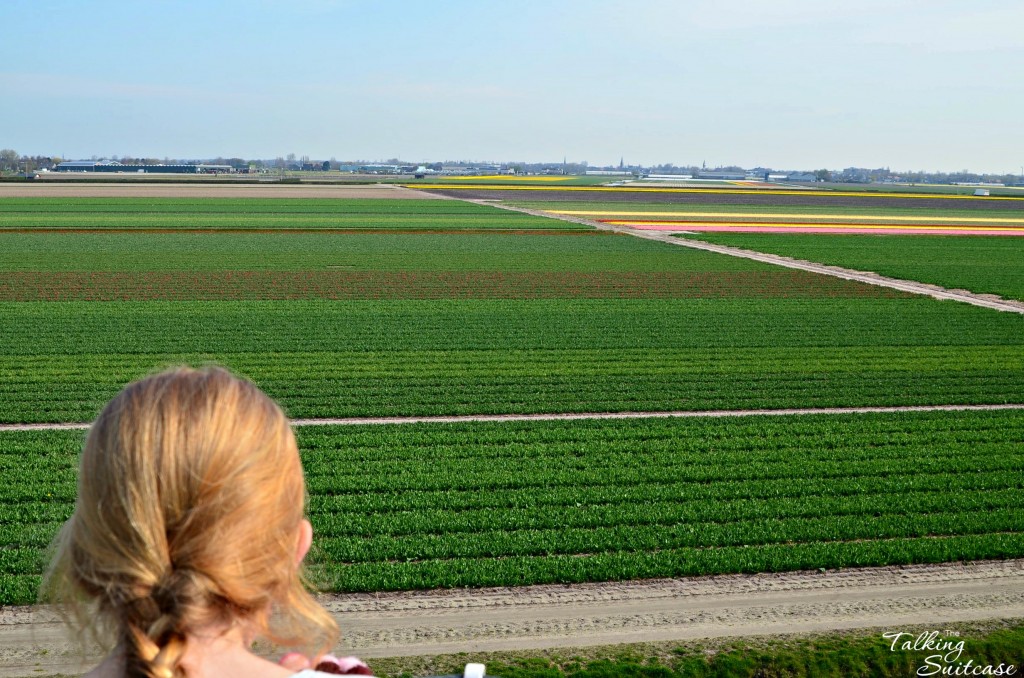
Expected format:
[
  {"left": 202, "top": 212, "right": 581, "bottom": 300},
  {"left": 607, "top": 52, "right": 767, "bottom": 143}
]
[
  {"left": 696, "top": 170, "right": 746, "bottom": 180},
  {"left": 56, "top": 161, "right": 234, "bottom": 174}
]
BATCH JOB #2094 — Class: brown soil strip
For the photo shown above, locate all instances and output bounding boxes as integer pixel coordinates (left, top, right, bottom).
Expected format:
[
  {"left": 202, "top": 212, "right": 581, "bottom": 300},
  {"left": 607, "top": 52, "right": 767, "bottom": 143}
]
[
  {"left": 0, "top": 270, "right": 909, "bottom": 302},
  {"left": 2, "top": 559, "right": 1021, "bottom": 675},
  {"left": 491, "top": 203, "right": 1024, "bottom": 314},
  {"left": 3, "top": 403, "right": 1023, "bottom": 433},
  {"left": 0, "top": 183, "right": 441, "bottom": 199}
]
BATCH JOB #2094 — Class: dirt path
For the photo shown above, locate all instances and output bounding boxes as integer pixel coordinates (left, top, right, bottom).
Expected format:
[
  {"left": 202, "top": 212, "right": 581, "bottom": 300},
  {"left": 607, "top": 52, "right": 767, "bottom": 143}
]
[
  {"left": 3, "top": 403, "right": 1023, "bottom": 433},
  {"left": 2, "top": 559, "right": 1021, "bottom": 675},
  {"left": 486, "top": 202, "right": 1024, "bottom": 314}
]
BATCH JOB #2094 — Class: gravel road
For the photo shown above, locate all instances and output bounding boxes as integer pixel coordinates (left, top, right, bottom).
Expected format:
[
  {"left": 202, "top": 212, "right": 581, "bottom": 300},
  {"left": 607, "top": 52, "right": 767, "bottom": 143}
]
[{"left": 2, "top": 559, "right": 1021, "bottom": 676}]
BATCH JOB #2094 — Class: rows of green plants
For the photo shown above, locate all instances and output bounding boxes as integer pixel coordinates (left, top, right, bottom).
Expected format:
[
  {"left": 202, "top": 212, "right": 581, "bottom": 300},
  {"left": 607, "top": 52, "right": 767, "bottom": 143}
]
[
  {"left": 0, "top": 198, "right": 582, "bottom": 230},
  {"left": 682, "top": 232, "right": 1024, "bottom": 301},
  {"left": 2, "top": 410, "right": 1021, "bottom": 603},
  {"left": 0, "top": 231, "right": 774, "bottom": 272},
  {"left": 0, "top": 197, "right": 504, "bottom": 214},
  {"left": 0, "top": 298, "right": 1021, "bottom": 422},
  {"left": 0, "top": 270, "right": 903, "bottom": 302}
]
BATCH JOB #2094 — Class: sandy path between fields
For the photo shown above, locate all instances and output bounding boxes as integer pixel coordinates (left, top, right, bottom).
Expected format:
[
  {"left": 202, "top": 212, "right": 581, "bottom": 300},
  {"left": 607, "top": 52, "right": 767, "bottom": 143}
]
[
  {"left": 3, "top": 403, "right": 1024, "bottom": 433},
  {"left": 1, "top": 559, "right": 1021, "bottom": 676},
  {"left": 0, "top": 183, "right": 441, "bottom": 199},
  {"left": 481, "top": 201, "right": 1024, "bottom": 314}
]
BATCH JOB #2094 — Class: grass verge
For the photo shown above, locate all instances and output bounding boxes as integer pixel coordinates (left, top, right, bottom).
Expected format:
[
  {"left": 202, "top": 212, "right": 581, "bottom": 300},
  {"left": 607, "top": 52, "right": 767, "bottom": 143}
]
[{"left": 364, "top": 619, "right": 1024, "bottom": 677}]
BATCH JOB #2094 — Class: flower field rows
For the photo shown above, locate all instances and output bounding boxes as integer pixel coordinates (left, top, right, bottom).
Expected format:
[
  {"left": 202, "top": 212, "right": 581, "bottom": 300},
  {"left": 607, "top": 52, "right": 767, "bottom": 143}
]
[
  {"left": 2, "top": 410, "right": 1021, "bottom": 603},
  {"left": 603, "top": 219, "right": 1024, "bottom": 236},
  {"left": 0, "top": 270, "right": 911, "bottom": 301},
  {"left": 678, "top": 232, "right": 1024, "bottom": 302},
  {"left": 1, "top": 297, "right": 1021, "bottom": 423},
  {"left": 1, "top": 193, "right": 1022, "bottom": 606},
  {"left": 426, "top": 185, "right": 1024, "bottom": 211},
  {"left": 0, "top": 197, "right": 584, "bottom": 231},
  {"left": 0, "top": 230, "right": 769, "bottom": 273},
  {"left": 547, "top": 208, "right": 1024, "bottom": 236}
]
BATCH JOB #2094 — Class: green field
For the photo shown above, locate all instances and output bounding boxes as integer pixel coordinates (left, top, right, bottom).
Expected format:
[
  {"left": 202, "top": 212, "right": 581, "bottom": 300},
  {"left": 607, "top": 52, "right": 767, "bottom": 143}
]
[
  {"left": 1, "top": 194, "right": 1021, "bottom": 609},
  {"left": 0, "top": 230, "right": 773, "bottom": 272},
  {"left": 0, "top": 197, "right": 583, "bottom": 230},
  {"left": 681, "top": 233, "right": 1024, "bottom": 301},
  {"left": 2, "top": 410, "right": 1022, "bottom": 604},
  {"left": 2, "top": 298, "right": 1022, "bottom": 422}
]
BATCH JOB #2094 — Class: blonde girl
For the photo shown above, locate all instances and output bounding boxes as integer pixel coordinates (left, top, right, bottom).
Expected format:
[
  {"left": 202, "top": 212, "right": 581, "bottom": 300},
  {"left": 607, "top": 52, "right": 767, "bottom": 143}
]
[{"left": 44, "top": 366, "right": 355, "bottom": 678}]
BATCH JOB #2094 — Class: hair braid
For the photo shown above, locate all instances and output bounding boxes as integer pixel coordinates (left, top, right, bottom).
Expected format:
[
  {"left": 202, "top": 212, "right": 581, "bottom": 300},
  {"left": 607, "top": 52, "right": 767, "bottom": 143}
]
[
  {"left": 43, "top": 366, "right": 340, "bottom": 667},
  {"left": 124, "top": 619, "right": 186, "bottom": 678},
  {"left": 119, "top": 569, "right": 205, "bottom": 678}
]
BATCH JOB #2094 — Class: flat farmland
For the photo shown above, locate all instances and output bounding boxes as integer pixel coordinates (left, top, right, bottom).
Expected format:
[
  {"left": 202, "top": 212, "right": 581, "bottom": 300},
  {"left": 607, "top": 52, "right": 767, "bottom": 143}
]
[
  {"left": 419, "top": 184, "right": 1024, "bottom": 211},
  {"left": 1, "top": 217, "right": 1023, "bottom": 422},
  {"left": 1, "top": 192, "right": 1022, "bottom": 621},
  {"left": 0, "top": 197, "right": 580, "bottom": 231},
  {"left": 3, "top": 409, "right": 1023, "bottom": 604},
  {"left": 679, "top": 233, "right": 1024, "bottom": 301},
  {"left": 0, "top": 182, "right": 445, "bottom": 199},
  {"left": 0, "top": 230, "right": 908, "bottom": 301},
  {"left": 505, "top": 194, "right": 1024, "bottom": 300},
  {"left": 510, "top": 199, "right": 1024, "bottom": 237}
]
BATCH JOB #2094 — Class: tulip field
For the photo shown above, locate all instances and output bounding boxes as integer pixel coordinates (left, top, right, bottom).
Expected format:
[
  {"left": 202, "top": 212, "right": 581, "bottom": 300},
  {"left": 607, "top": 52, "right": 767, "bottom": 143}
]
[
  {"left": 678, "top": 232, "right": 1024, "bottom": 301},
  {"left": 0, "top": 197, "right": 582, "bottom": 231},
  {"left": 3, "top": 409, "right": 1023, "bottom": 603},
  {"left": 0, "top": 188, "right": 1022, "bottom": 605}
]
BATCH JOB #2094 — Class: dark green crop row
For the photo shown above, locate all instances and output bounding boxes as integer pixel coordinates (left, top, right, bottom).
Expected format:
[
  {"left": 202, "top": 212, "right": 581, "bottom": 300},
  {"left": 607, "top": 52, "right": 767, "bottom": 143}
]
[
  {"left": 684, "top": 233, "right": 1024, "bottom": 302},
  {"left": 9, "top": 486, "right": 1017, "bottom": 548},
  {"left": 4, "top": 468, "right": 1018, "bottom": 526},
  {"left": 0, "top": 231, "right": 767, "bottom": 273},
  {"left": 1, "top": 411, "right": 1021, "bottom": 603},
  {"left": 0, "top": 198, "right": 582, "bottom": 230},
  {"left": 0, "top": 298, "right": 1021, "bottom": 423}
]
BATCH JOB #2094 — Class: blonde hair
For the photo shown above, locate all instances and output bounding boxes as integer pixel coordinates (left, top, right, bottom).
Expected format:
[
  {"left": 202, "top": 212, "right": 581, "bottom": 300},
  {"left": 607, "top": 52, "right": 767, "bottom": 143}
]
[{"left": 44, "top": 366, "right": 338, "bottom": 678}]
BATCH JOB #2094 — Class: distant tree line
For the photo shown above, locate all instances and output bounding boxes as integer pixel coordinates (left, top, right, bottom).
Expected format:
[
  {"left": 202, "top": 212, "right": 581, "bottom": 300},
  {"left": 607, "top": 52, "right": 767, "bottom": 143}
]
[{"left": 1, "top": 148, "right": 1021, "bottom": 184}]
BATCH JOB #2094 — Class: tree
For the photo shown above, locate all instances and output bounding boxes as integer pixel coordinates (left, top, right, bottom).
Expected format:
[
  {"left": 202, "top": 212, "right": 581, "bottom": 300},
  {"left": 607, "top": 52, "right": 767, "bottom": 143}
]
[
  {"left": 0, "top": 149, "right": 19, "bottom": 172},
  {"left": 321, "top": 161, "right": 330, "bottom": 171},
  {"left": 814, "top": 169, "right": 832, "bottom": 182}
]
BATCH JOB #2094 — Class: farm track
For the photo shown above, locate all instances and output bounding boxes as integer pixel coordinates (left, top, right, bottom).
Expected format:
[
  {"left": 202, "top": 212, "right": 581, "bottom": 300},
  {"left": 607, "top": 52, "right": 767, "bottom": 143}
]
[
  {"left": 2, "top": 559, "right": 1022, "bottom": 675},
  {"left": 480, "top": 201, "right": 1024, "bottom": 314},
  {"left": 3, "top": 403, "right": 1024, "bottom": 432}
]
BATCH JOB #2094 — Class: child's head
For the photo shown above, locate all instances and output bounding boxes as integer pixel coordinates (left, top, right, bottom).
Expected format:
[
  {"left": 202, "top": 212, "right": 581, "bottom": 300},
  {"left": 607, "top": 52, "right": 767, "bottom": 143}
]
[{"left": 45, "top": 366, "right": 337, "bottom": 678}]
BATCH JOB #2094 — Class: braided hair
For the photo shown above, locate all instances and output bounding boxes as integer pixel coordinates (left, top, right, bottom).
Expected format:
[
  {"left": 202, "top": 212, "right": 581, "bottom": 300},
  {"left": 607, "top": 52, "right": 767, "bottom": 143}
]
[{"left": 44, "top": 367, "right": 338, "bottom": 677}]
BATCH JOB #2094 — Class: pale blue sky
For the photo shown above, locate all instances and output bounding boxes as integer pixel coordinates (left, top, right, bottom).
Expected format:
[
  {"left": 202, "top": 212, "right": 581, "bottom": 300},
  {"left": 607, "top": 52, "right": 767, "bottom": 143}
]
[{"left": 3, "top": 0, "right": 1023, "bottom": 172}]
